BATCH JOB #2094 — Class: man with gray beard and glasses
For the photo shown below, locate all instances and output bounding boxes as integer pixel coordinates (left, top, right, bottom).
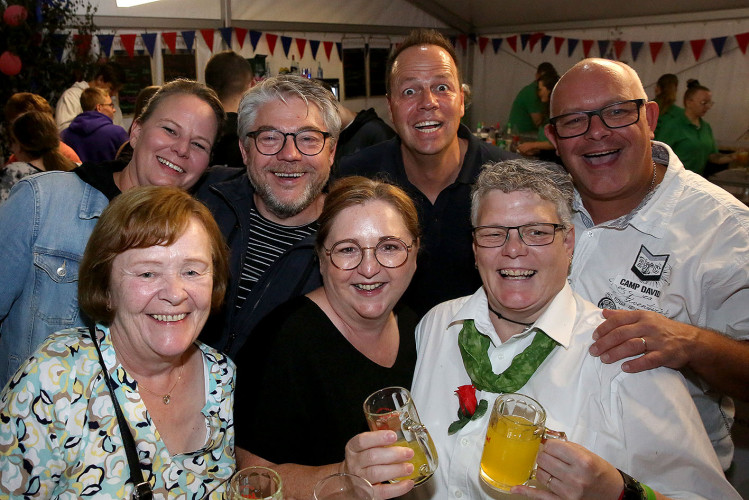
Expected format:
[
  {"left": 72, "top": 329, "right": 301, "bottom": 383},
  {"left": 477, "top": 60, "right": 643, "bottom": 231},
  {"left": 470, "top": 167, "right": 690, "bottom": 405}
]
[{"left": 195, "top": 75, "right": 339, "bottom": 357}]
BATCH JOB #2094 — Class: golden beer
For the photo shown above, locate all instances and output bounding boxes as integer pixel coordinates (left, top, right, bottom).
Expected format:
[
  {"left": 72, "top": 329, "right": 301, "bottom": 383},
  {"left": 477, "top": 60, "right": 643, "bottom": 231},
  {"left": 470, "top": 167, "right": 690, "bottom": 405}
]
[
  {"left": 480, "top": 414, "right": 542, "bottom": 490},
  {"left": 389, "top": 438, "right": 434, "bottom": 484}
]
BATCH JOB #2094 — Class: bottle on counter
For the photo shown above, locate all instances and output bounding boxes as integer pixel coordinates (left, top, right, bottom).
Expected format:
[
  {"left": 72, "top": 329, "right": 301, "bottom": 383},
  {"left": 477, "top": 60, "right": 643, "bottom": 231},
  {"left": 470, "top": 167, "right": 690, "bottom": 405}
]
[{"left": 317, "top": 62, "right": 324, "bottom": 79}]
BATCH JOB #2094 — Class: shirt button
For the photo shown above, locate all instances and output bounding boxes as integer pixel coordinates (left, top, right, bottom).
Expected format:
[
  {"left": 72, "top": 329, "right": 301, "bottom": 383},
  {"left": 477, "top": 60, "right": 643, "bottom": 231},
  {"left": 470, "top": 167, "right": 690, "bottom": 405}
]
[
  {"left": 454, "top": 490, "right": 463, "bottom": 498},
  {"left": 587, "top": 231, "right": 593, "bottom": 237},
  {"left": 461, "top": 437, "right": 470, "bottom": 447}
]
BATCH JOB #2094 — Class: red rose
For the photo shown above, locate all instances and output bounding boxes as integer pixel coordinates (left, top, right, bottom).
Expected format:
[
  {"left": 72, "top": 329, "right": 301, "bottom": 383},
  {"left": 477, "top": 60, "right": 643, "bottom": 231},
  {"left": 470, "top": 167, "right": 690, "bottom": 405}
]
[{"left": 455, "top": 384, "right": 478, "bottom": 417}]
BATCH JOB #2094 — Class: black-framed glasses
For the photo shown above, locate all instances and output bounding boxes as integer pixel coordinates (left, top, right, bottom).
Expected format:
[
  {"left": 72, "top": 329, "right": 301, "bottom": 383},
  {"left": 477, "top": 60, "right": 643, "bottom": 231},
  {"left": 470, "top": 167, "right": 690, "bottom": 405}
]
[
  {"left": 246, "top": 129, "right": 331, "bottom": 156},
  {"left": 473, "top": 223, "right": 565, "bottom": 248},
  {"left": 549, "top": 99, "right": 646, "bottom": 139},
  {"left": 324, "top": 237, "right": 415, "bottom": 270}
]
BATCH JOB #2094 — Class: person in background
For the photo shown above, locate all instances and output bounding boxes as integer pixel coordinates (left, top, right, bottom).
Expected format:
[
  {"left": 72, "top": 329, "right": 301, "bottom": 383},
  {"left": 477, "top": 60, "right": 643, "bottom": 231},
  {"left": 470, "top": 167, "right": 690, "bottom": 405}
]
[
  {"left": 56, "top": 62, "right": 125, "bottom": 131},
  {"left": 1, "top": 111, "right": 76, "bottom": 201},
  {"left": 333, "top": 104, "right": 395, "bottom": 167},
  {"left": 655, "top": 79, "right": 733, "bottom": 176},
  {"left": 402, "top": 158, "right": 740, "bottom": 500},
  {"left": 234, "top": 176, "right": 420, "bottom": 499},
  {"left": 338, "top": 28, "right": 517, "bottom": 317},
  {"left": 0, "top": 79, "right": 225, "bottom": 389},
  {"left": 194, "top": 75, "right": 339, "bottom": 358},
  {"left": 652, "top": 73, "right": 682, "bottom": 135},
  {"left": 507, "top": 61, "right": 557, "bottom": 134},
  {"left": 545, "top": 59, "right": 749, "bottom": 471},
  {"left": 0, "top": 185, "right": 234, "bottom": 499},
  {"left": 61, "top": 87, "right": 129, "bottom": 163},
  {"left": 516, "top": 72, "right": 560, "bottom": 160},
  {"left": 116, "top": 85, "right": 161, "bottom": 163},
  {"left": 205, "top": 50, "right": 255, "bottom": 168},
  {"left": 4, "top": 92, "right": 80, "bottom": 164}
]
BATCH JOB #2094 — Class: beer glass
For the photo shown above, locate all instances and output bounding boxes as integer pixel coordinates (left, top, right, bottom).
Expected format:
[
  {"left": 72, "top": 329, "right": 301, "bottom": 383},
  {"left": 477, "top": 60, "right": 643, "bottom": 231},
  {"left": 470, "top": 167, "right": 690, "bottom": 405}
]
[
  {"left": 480, "top": 393, "right": 566, "bottom": 492},
  {"left": 363, "top": 386, "right": 438, "bottom": 486},
  {"left": 313, "top": 473, "right": 374, "bottom": 500},
  {"left": 228, "top": 466, "right": 283, "bottom": 499}
]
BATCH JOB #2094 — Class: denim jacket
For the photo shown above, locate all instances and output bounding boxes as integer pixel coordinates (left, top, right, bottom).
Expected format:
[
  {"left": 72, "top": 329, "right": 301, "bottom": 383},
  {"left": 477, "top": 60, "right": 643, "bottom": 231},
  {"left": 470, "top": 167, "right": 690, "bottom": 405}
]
[{"left": 0, "top": 171, "right": 109, "bottom": 388}]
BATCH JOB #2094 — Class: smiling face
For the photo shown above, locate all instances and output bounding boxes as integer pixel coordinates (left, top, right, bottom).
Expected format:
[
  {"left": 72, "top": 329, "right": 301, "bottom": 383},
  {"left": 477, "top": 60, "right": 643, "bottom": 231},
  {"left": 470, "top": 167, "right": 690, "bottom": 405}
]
[
  {"left": 121, "top": 93, "right": 218, "bottom": 192},
  {"left": 546, "top": 61, "right": 658, "bottom": 213},
  {"left": 473, "top": 190, "right": 573, "bottom": 327},
  {"left": 387, "top": 44, "right": 465, "bottom": 159},
  {"left": 241, "top": 96, "right": 334, "bottom": 224},
  {"left": 320, "top": 200, "right": 417, "bottom": 326},
  {"left": 108, "top": 219, "right": 214, "bottom": 363}
]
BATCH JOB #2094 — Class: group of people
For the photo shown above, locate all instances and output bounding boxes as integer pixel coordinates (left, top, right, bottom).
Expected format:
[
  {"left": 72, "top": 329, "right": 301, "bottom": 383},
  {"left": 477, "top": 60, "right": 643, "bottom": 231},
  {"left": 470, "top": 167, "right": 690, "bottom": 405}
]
[{"left": 0, "top": 27, "right": 747, "bottom": 500}]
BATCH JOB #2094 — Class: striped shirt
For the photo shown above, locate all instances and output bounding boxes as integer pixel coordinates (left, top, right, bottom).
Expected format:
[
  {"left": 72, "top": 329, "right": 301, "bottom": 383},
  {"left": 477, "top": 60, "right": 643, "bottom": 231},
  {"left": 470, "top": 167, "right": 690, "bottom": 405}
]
[{"left": 235, "top": 207, "right": 318, "bottom": 309}]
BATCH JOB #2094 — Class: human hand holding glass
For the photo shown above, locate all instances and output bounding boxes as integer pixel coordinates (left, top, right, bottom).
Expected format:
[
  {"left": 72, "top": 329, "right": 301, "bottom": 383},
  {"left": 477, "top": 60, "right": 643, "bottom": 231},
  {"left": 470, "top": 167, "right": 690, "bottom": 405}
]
[{"left": 228, "top": 466, "right": 282, "bottom": 499}]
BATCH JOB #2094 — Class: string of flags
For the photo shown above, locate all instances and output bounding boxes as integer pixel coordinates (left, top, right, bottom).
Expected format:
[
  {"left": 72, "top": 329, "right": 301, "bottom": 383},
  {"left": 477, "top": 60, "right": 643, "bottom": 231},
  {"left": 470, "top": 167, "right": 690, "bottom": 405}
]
[{"left": 53, "top": 28, "right": 343, "bottom": 62}]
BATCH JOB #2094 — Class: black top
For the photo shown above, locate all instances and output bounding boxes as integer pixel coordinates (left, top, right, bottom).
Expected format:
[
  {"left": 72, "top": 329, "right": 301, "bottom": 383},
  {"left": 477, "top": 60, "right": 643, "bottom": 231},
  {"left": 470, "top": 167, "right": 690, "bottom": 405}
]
[
  {"left": 73, "top": 159, "right": 127, "bottom": 201},
  {"left": 334, "top": 108, "right": 396, "bottom": 168},
  {"left": 234, "top": 296, "right": 418, "bottom": 466},
  {"left": 211, "top": 112, "right": 245, "bottom": 168},
  {"left": 337, "top": 124, "right": 518, "bottom": 316}
]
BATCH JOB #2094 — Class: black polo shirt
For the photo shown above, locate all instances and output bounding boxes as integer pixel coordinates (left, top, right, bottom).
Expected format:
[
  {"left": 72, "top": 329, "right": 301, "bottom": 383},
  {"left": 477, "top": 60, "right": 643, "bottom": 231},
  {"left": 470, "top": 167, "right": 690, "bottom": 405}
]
[{"left": 337, "top": 124, "right": 517, "bottom": 317}]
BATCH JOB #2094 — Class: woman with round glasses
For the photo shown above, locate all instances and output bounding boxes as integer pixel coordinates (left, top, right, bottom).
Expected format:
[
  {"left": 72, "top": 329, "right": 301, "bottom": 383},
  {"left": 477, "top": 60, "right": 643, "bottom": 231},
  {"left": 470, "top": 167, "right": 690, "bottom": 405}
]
[{"left": 232, "top": 176, "right": 421, "bottom": 499}]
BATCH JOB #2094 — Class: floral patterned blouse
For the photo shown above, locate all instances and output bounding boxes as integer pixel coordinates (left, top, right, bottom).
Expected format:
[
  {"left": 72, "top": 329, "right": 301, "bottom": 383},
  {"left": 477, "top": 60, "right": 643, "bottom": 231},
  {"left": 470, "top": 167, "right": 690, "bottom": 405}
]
[{"left": 0, "top": 325, "right": 235, "bottom": 499}]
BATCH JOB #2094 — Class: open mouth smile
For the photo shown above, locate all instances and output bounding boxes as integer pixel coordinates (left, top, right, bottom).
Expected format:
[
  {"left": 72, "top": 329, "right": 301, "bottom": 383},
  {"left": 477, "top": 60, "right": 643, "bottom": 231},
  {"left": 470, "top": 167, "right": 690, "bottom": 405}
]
[
  {"left": 150, "top": 313, "right": 187, "bottom": 322},
  {"left": 354, "top": 283, "right": 385, "bottom": 291},
  {"left": 499, "top": 269, "right": 535, "bottom": 279},
  {"left": 158, "top": 157, "right": 185, "bottom": 173},
  {"left": 414, "top": 120, "right": 442, "bottom": 133}
]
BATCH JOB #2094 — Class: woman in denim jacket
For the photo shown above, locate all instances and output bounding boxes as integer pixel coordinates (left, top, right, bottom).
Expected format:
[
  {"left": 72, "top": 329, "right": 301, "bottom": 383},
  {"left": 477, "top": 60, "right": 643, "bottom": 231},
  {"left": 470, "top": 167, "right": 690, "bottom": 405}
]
[{"left": 0, "top": 79, "right": 225, "bottom": 389}]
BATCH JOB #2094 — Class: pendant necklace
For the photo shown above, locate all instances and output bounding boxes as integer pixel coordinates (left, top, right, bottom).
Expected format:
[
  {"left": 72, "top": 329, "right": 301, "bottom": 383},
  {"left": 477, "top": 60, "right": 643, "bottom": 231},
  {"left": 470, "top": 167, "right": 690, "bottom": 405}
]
[{"left": 138, "top": 361, "right": 184, "bottom": 405}]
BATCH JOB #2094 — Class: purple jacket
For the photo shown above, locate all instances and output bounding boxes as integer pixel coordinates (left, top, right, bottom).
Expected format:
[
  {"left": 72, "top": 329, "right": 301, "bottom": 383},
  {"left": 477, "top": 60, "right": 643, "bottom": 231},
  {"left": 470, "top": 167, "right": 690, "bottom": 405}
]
[{"left": 60, "top": 111, "right": 129, "bottom": 163}]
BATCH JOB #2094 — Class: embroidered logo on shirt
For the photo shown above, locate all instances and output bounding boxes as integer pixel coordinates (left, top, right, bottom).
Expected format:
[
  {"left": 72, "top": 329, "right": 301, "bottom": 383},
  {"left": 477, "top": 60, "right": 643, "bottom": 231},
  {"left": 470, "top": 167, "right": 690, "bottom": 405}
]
[
  {"left": 597, "top": 297, "right": 617, "bottom": 310},
  {"left": 631, "top": 245, "right": 669, "bottom": 282}
]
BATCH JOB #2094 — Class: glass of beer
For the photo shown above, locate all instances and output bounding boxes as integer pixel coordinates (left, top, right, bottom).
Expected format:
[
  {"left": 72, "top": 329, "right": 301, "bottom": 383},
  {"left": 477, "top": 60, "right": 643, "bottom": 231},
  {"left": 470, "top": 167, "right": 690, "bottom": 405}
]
[
  {"left": 313, "top": 473, "right": 374, "bottom": 500},
  {"left": 480, "top": 393, "right": 566, "bottom": 492},
  {"left": 363, "top": 386, "right": 438, "bottom": 486},
  {"left": 228, "top": 466, "right": 283, "bottom": 499}
]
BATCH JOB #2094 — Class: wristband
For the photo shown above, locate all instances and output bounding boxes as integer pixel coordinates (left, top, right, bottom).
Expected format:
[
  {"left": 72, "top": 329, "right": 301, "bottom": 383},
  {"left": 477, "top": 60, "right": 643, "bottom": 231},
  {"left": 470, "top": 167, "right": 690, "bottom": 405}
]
[
  {"left": 617, "top": 469, "right": 646, "bottom": 500},
  {"left": 642, "top": 484, "right": 656, "bottom": 500}
]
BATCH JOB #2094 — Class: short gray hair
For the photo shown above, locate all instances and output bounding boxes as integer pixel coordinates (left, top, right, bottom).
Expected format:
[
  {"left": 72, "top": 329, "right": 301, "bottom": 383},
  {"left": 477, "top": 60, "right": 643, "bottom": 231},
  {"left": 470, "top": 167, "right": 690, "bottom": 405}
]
[
  {"left": 237, "top": 75, "right": 341, "bottom": 147},
  {"left": 470, "top": 159, "right": 574, "bottom": 227}
]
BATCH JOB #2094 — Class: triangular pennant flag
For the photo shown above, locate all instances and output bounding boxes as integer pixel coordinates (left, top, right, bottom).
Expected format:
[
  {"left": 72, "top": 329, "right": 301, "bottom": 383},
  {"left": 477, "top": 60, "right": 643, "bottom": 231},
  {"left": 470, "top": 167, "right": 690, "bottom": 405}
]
[
  {"left": 597, "top": 40, "right": 609, "bottom": 58},
  {"left": 669, "top": 40, "right": 683, "bottom": 61},
  {"left": 141, "top": 33, "right": 157, "bottom": 57},
  {"left": 120, "top": 33, "right": 137, "bottom": 58},
  {"left": 310, "top": 40, "right": 320, "bottom": 60},
  {"left": 649, "top": 41, "right": 663, "bottom": 62},
  {"left": 507, "top": 35, "right": 517, "bottom": 52},
  {"left": 335, "top": 42, "right": 342, "bottom": 59},
  {"left": 73, "top": 34, "right": 92, "bottom": 58},
  {"left": 266, "top": 33, "right": 278, "bottom": 55},
  {"left": 690, "top": 39, "right": 706, "bottom": 61},
  {"left": 219, "top": 27, "right": 233, "bottom": 49},
  {"left": 582, "top": 39, "right": 594, "bottom": 58},
  {"left": 200, "top": 29, "right": 215, "bottom": 52},
  {"left": 520, "top": 34, "right": 530, "bottom": 51},
  {"left": 52, "top": 33, "right": 68, "bottom": 62},
  {"left": 567, "top": 38, "right": 579, "bottom": 57},
  {"left": 554, "top": 36, "right": 564, "bottom": 55},
  {"left": 491, "top": 38, "right": 503, "bottom": 54},
  {"left": 478, "top": 37, "right": 489, "bottom": 54},
  {"left": 281, "top": 36, "right": 292, "bottom": 57},
  {"left": 235, "top": 28, "right": 247, "bottom": 49},
  {"left": 250, "top": 30, "right": 262, "bottom": 51},
  {"left": 296, "top": 38, "right": 307, "bottom": 59},
  {"left": 614, "top": 40, "right": 626, "bottom": 59},
  {"left": 163, "top": 32, "right": 177, "bottom": 54},
  {"left": 181, "top": 31, "right": 195, "bottom": 52},
  {"left": 711, "top": 36, "right": 727, "bottom": 57},
  {"left": 630, "top": 41, "right": 643, "bottom": 61},
  {"left": 529, "top": 32, "right": 544, "bottom": 52},
  {"left": 323, "top": 41, "right": 334, "bottom": 60},
  {"left": 736, "top": 32, "right": 749, "bottom": 54},
  {"left": 540, "top": 35, "right": 551, "bottom": 53},
  {"left": 97, "top": 34, "right": 115, "bottom": 58},
  {"left": 458, "top": 34, "right": 467, "bottom": 51}
]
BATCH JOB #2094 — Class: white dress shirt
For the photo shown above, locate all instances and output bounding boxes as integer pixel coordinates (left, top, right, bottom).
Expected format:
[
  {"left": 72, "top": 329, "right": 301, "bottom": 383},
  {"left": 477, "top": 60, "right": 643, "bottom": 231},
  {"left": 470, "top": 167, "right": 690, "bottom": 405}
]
[{"left": 405, "top": 284, "right": 739, "bottom": 500}]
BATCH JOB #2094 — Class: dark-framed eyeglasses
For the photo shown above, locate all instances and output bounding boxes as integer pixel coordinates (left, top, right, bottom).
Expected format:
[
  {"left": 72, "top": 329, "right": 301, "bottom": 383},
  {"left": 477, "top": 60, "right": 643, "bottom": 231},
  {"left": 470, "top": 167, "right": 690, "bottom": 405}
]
[
  {"left": 549, "top": 99, "right": 646, "bottom": 139},
  {"left": 324, "top": 237, "right": 415, "bottom": 270},
  {"left": 473, "top": 223, "right": 566, "bottom": 248},
  {"left": 246, "top": 129, "right": 331, "bottom": 156}
]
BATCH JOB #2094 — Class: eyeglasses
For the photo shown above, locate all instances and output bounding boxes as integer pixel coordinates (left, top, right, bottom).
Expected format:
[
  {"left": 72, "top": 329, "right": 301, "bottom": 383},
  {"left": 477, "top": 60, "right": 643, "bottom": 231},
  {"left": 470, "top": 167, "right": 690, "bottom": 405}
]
[
  {"left": 324, "top": 237, "right": 414, "bottom": 270},
  {"left": 101, "top": 101, "right": 115, "bottom": 108},
  {"left": 549, "top": 99, "right": 646, "bottom": 139},
  {"left": 247, "top": 129, "right": 331, "bottom": 156},
  {"left": 694, "top": 100, "right": 714, "bottom": 108},
  {"left": 473, "top": 223, "right": 565, "bottom": 248}
]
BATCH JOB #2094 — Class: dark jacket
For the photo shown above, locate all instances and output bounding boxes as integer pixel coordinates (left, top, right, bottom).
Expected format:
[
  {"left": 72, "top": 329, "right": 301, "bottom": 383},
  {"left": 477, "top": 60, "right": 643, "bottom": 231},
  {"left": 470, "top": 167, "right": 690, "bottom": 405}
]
[
  {"left": 193, "top": 166, "right": 322, "bottom": 357},
  {"left": 61, "top": 111, "right": 129, "bottom": 163}
]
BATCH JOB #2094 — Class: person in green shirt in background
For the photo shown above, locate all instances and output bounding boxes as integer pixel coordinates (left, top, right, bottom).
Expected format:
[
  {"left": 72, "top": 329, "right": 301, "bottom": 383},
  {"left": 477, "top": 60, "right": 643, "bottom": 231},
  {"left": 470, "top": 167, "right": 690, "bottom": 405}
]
[
  {"left": 653, "top": 73, "right": 684, "bottom": 135},
  {"left": 507, "top": 62, "right": 557, "bottom": 134}
]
